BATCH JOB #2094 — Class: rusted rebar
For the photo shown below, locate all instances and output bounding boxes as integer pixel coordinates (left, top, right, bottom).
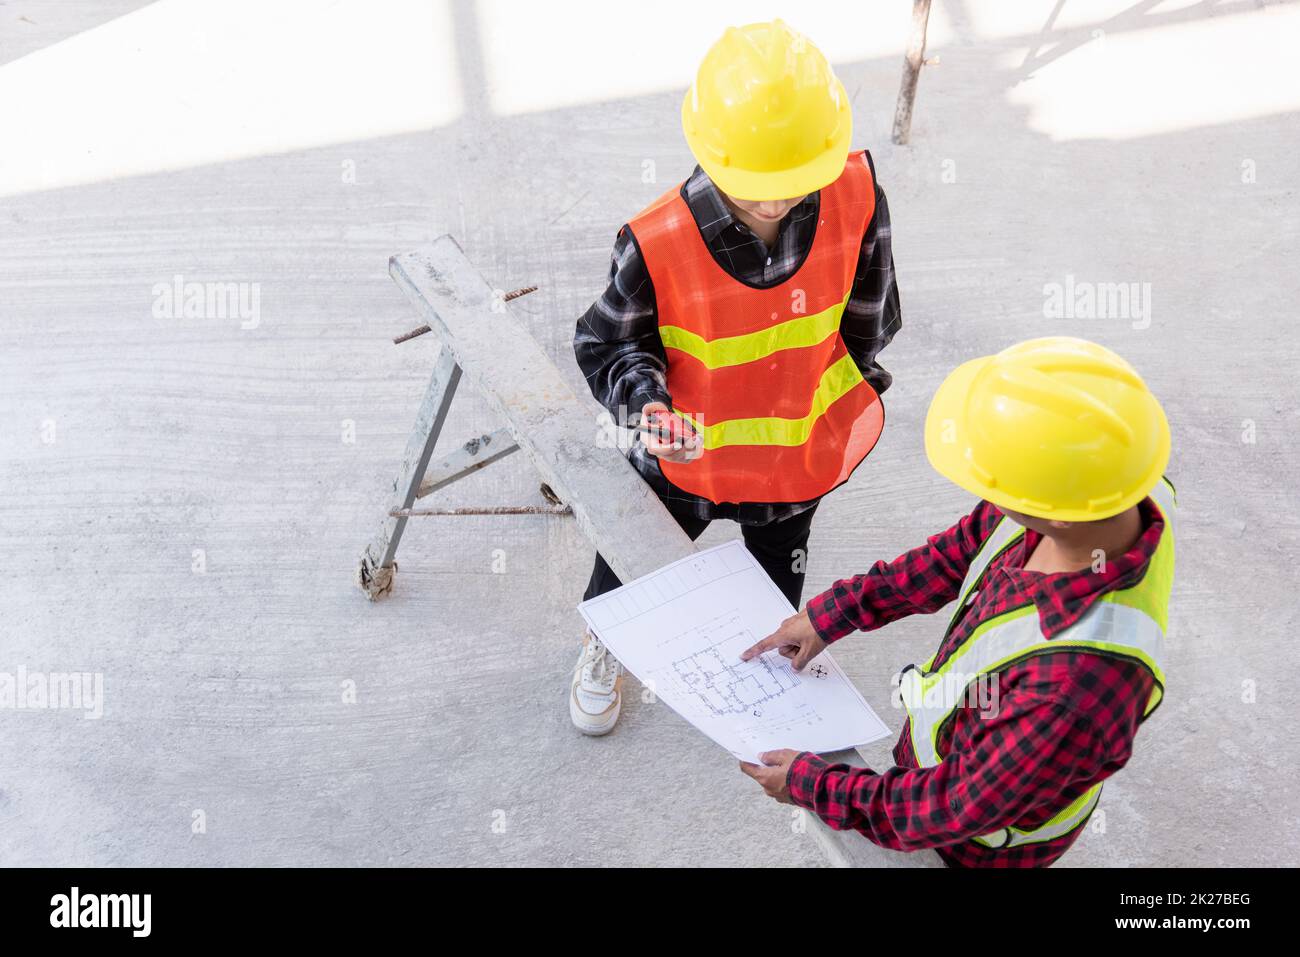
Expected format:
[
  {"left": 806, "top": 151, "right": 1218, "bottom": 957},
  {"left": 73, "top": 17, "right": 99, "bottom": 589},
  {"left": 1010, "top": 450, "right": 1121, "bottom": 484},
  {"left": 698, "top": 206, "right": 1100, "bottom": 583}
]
[
  {"left": 392, "top": 285, "right": 539, "bottom": 344},
  {"left": 390, "top": 504, "right": 572, "bottom": 517},
  {"left": 393, "top": 324, "right": 432, "bottom": 345}
]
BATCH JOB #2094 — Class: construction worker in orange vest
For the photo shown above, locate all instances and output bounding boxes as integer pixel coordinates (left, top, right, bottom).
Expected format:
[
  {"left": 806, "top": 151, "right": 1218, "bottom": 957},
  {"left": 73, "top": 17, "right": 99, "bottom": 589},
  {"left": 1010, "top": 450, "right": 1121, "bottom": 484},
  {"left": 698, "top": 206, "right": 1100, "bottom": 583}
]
[{"left": 571, "top": 19, "right": 902, "bottom": 735}]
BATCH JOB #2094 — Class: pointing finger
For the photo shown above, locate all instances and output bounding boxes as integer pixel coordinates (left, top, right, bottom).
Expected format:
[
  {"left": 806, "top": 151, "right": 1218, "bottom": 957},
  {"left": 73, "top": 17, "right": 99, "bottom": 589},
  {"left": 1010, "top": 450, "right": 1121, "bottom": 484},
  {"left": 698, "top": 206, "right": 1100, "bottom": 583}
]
[{"left": 739, "top": 632, "right": 783, "bottom": 661}]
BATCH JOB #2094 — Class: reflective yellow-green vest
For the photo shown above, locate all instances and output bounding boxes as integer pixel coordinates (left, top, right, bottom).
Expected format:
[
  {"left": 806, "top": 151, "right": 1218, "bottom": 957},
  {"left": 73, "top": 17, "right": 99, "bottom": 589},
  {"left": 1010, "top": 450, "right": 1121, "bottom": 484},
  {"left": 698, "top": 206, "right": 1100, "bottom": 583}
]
[{"left": 898, "top": 477, "right": 1176, "bottom": 851}]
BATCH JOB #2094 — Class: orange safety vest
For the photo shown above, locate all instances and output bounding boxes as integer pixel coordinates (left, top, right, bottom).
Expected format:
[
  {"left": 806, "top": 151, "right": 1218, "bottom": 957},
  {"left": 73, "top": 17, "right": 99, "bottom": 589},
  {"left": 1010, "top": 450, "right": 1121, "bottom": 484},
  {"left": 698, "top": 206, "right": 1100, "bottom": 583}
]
[{"left": 627, "top": 149, "right": 885, "bottom": 505}]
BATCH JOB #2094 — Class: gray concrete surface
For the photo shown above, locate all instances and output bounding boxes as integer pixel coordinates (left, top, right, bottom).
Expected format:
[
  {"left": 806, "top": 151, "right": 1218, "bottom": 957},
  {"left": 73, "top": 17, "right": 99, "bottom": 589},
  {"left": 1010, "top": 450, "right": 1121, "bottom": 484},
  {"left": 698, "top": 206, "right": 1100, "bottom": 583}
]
[{"left": 1, "top": 0, "right": 1297, "bottom": 866}]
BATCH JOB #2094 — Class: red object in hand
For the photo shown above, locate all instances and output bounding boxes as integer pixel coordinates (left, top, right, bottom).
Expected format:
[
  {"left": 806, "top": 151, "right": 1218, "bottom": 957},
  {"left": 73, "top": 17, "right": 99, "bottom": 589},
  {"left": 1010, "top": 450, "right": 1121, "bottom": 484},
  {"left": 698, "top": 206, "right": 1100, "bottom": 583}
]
[{"left": 645, "top": 411, "right": 696, "bottom": 445}]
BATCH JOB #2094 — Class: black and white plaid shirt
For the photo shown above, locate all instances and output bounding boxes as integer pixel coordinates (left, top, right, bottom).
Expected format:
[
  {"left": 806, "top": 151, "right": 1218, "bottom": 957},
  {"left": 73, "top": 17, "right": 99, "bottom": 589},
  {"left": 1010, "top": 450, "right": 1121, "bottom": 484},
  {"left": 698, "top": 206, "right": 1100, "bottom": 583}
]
[{"left": 574, "top": 153, "right": 901, "bottom": 525}]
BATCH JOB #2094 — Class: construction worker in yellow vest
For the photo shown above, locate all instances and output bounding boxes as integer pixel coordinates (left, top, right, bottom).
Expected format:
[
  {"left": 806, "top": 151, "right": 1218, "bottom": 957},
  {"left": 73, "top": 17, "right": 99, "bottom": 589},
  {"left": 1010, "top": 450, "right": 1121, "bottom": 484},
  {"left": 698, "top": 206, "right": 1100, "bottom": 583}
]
[
  {"left": 571, "top": 20, "right": 900, "bottom": 735},
  {"left": 739, "top": 337, "right": 1175, "bottom": 866}
]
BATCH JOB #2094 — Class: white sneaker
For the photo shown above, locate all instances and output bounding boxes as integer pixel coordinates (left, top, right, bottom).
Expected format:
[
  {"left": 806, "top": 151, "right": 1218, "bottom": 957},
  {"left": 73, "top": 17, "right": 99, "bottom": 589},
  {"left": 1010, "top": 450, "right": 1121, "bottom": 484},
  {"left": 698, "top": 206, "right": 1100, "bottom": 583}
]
[{"left": 570, "top": 630, "right": 624, "bottom": 736}]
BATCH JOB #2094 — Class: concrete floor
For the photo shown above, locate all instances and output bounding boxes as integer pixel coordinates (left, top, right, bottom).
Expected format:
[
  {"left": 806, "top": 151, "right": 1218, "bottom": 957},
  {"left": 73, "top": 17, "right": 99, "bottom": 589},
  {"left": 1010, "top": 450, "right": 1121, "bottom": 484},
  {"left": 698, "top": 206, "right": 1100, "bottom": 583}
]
[{"left": 2, "top": 1, "right": 1297, "bottom": 866}]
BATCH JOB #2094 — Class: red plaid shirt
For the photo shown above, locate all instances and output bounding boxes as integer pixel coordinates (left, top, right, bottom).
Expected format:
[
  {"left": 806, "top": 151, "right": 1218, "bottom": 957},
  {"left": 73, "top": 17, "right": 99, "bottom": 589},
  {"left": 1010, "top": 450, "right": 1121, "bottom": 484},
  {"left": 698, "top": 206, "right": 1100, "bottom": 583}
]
[{"left": 790, "top": 496, "right": 1167, "bottom": 867}]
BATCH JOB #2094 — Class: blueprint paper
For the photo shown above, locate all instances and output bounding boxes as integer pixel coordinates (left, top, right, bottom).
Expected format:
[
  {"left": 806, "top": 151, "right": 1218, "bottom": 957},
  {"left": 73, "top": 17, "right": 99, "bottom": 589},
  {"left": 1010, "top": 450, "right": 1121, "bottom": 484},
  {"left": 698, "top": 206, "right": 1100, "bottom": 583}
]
[{"left": 578, "top": 540, "right": 891, "bottom": 763}]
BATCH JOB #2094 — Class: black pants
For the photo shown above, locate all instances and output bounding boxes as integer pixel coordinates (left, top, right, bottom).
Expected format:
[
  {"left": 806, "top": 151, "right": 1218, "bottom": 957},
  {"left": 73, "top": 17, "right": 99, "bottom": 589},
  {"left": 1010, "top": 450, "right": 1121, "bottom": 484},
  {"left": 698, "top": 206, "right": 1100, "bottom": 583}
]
[{"left": 583, "top": 498, "right": 820, "bottom": 610}]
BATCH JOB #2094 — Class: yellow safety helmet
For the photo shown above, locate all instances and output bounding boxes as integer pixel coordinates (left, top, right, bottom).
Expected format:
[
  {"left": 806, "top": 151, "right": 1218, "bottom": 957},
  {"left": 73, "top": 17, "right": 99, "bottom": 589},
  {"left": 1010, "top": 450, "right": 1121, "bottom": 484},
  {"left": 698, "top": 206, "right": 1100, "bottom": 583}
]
[
  {"left": 924, "top": 337, "right": 1171, "bottom": 522},
  {"left": 682, "top": 19, "right": 852, "bottom": 201}
]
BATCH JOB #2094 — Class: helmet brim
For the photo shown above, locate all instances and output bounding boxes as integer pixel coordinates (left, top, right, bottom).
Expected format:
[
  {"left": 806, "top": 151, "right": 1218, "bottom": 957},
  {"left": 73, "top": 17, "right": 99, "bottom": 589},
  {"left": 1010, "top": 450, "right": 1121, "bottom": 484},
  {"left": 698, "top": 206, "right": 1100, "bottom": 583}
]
[{"left": 924, "top": 355, "right": 994, "bottom": 503}]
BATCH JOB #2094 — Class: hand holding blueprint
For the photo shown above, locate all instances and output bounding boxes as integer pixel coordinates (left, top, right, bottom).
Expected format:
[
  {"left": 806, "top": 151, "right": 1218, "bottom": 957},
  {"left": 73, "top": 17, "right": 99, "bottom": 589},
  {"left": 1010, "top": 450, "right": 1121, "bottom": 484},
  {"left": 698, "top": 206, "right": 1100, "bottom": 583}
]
[{"left": 578, "top": 541, "right": 891, "bottom": 763}]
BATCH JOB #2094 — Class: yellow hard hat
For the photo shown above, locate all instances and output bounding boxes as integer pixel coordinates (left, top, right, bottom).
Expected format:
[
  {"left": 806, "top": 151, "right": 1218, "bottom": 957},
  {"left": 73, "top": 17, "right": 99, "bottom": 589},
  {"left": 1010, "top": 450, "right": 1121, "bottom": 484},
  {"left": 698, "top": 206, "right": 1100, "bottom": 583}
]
[
  {"left": 924, "top": 337, "right": 1171, "bottom": 522},
  {"left": 681, "top": 19, "right": 852, "bottom": 201}
]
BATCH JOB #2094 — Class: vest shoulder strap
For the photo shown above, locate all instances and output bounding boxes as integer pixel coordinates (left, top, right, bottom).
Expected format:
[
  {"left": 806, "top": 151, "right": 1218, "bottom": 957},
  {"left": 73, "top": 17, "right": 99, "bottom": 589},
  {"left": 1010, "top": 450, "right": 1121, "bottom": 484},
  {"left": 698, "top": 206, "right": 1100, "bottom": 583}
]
[
  {"left": 626, "top": 182, "right": 689, "bottom": 250},
  {"left": 949, "top": 477, "right": 1177, "bottom": 630},
  {"left": 933, "top": 600, "right": 1165, "bottom": 684},
  {"left": 948, "top": 515, "right": 1024, "bottom": 628}
]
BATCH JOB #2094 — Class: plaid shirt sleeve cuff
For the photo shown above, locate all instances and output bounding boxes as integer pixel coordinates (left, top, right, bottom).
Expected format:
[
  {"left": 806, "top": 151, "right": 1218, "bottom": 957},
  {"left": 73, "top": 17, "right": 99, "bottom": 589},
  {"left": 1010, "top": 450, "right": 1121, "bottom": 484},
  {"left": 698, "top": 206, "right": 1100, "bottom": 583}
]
[
  {"left": 786, "top": 751, "right": 832, "bottom": 809},
  {"left": 625, "top": 389, "right": 671, "bottom": 424},
  {"left": 805, "top": 590, "right": 858, "bottom": 644}
]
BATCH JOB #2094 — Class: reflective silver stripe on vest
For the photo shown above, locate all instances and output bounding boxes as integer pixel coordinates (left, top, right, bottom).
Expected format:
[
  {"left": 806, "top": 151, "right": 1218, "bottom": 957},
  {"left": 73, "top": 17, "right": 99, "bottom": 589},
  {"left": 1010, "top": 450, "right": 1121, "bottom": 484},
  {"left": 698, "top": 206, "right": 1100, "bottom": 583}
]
[
  {"left": 1151, "top": 477, "right": 1176, "bottom": 527},
  {"left": 902, "top": 602, "right": 1166, "bottom": 768},
  {"left": 901, "top": 478, "right": 1176, "bottom": 848},
  {"left": 977, "top": 783, "right": 1103, "bottom": 849},
  {"left": 946, "top": 518, "right": 1024, "bottom": 632}
]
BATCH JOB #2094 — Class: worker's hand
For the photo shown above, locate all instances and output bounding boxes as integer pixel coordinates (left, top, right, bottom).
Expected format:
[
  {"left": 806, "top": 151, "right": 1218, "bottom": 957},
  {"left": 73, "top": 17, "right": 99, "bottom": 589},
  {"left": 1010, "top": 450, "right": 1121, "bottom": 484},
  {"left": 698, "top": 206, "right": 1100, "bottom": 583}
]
[
  {"left": 638, "top": 402, "right": 702, "bottom": 464},
  {"left": 738, "top": 749, "right": 800, "bottom": 804},
  {"left": 740, "top": 609, "right": 827, "bottom": 671}
]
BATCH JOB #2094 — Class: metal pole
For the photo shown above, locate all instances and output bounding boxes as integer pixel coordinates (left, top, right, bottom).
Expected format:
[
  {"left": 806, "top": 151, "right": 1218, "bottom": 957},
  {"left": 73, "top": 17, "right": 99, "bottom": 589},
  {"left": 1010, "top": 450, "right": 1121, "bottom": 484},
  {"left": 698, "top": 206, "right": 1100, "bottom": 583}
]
[
  {"left": 891, "top": 0, "right": 934, "bottom": 145},
  {"left": 358, "top": 348, "right": 461, "bottom": 599}
]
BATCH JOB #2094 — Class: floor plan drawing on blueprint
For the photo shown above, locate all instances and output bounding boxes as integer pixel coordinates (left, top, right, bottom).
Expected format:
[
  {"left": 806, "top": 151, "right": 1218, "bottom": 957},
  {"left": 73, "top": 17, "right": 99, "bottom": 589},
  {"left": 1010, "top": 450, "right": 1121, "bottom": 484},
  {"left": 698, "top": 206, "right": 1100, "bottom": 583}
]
[
  {"left": 658, "top": 611, "right": 802, "bottom": 721},
  {"left": 578, "top": 541, "right": 891, "bottom": 762},
  {"left": 668, "top": 613, "right": 798, "bottom": 718}
]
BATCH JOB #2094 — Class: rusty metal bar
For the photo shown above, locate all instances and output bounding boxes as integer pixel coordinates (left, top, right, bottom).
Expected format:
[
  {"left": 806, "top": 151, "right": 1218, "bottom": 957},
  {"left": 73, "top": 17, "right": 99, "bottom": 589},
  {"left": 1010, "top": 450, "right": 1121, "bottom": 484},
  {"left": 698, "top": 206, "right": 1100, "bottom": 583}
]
[
  {"left": 392, "top": 285, "right": 539, "bottom": 344},
  {"left": 390, "top": 504, "right": 572, "bottom": 517}
]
